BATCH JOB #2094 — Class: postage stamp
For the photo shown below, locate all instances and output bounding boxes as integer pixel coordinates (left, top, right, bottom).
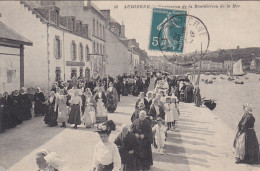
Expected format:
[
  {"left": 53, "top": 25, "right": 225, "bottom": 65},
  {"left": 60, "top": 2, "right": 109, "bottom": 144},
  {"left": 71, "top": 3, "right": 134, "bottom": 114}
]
[{"left": 149, "top": 8, "right": 187, "bottom": 53}]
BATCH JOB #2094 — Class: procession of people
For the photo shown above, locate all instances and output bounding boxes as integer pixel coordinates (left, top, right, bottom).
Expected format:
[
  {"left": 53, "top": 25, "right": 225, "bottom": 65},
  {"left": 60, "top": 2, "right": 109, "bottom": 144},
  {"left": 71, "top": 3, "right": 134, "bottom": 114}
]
[{"left": 1, "top": 71, "right": 259, "bottom": 171}]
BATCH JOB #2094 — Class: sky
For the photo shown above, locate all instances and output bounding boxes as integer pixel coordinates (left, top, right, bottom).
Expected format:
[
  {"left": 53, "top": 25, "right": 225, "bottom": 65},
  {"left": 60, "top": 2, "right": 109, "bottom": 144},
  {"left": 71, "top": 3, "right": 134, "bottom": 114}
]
[{"left": 92, "top": 1, "right": 260, "bottom": 56}]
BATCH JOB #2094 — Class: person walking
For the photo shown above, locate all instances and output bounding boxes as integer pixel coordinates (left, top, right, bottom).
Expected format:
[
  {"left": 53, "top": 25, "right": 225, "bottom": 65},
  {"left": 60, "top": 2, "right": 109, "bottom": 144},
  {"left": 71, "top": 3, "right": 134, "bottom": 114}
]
[
  {"left": 82, "top": 89, "right": 96, "bottom": 128},
  {"left": 233, "top": 104, "right": 260, "bottom": 164},
  {"left": 55, "top": 89, "right": 68, "bottom": 128},
  {"left": 92, "top": 120, "right": 121, "bottom": 171},
  {"left": 34, "top": 87, "right": 46, "bottom": 117},
  {"left": 68, "top": 91, "right": 82, "bottom": 129}
]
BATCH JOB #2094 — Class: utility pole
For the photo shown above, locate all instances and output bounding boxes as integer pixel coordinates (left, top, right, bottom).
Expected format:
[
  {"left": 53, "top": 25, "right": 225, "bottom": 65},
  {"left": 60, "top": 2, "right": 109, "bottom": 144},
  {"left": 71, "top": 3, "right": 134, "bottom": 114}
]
[{"left": 196, "top": 43, "right": 203, "bottom": 85}]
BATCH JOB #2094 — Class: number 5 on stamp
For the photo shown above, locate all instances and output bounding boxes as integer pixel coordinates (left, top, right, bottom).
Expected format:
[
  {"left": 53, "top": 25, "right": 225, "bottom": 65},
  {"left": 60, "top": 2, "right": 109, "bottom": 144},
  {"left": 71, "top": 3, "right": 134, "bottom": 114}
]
[{"left": 149, "top": 8, "right": 187, "bottom": 53}]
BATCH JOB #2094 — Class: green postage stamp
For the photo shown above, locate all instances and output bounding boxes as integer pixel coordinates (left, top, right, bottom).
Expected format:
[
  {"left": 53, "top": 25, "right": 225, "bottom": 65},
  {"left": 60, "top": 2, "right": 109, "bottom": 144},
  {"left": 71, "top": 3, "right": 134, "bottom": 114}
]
[{"left": 149, "top": 8, "right": 187, "bottom": 53}]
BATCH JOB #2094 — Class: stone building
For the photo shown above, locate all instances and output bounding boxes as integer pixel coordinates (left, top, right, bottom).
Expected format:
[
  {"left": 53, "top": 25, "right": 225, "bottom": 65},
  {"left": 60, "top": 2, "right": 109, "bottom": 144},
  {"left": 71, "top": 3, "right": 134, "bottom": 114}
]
[{"left": 0, "top": 1, "right": 92, "bottom": 92}]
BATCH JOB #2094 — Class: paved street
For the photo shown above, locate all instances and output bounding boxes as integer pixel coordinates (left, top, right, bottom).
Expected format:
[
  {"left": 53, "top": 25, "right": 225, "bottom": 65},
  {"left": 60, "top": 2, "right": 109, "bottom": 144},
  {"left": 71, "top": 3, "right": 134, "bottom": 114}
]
[{"left": 1, "top": 88, "right": 260, "bottom": 170}]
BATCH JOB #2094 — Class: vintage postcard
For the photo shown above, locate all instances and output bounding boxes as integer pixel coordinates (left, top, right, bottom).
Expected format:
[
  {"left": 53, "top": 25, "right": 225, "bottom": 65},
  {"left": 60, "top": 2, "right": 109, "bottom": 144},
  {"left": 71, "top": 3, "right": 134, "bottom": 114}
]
[{"left": 0, "top": 1, "right": 260, "bottom": 171}]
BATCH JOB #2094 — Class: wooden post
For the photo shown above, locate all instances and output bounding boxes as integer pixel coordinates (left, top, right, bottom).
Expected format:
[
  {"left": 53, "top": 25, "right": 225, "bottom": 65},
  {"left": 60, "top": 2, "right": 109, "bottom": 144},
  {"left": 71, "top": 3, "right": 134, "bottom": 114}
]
[{"left": 20, "top": 45, "right": 24, "bottom": 88}]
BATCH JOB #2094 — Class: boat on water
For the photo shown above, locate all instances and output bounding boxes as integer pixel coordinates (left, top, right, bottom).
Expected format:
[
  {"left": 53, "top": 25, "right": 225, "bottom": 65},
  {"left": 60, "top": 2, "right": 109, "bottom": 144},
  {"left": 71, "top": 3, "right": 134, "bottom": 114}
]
[
  {"left": 212, "top": 77, "right": 216, "bottom": 80},
  {"left": 205, "top": 79, "right": 213, "bottom": 84},
  {"left": 220, "top": 76, "right": 225, "bottom": 79},
  {"left": 245, "top": 77, "right": 249, "bottom": 80},
  {"left": 203, "top": 99, "right": 216, "bottom": 110},
  {"left": 235, "top": 81, "right": 244, "bottom": 84},
  {"left": 228, "top": 77, "right": 235, "bottom": 81},
  {"left": 233, "top": 59, "right": 246, "bottom": 76}
]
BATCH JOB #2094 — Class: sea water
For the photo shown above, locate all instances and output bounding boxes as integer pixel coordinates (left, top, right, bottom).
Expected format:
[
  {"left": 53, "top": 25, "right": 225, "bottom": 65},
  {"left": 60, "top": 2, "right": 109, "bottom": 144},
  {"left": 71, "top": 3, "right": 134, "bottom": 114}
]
[{"left": 199, "top": 73, "right": 260, "bottom": 141}]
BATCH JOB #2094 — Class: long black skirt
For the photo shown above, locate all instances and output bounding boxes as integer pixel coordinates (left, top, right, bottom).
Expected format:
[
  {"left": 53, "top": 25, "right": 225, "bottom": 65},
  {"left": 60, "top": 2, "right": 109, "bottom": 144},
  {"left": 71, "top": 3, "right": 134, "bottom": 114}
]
[
  {"left": 44, "top": 105, "right": 57, "bottom": 127},
  {"left": 244, "top": 129, "right": 260, "bottom": 164},
  {"left": 137, "top": 139, "right": 153, "bottom": 170},
  {"left": 68, "top": 104, "right": 81, "bottom": 125}
]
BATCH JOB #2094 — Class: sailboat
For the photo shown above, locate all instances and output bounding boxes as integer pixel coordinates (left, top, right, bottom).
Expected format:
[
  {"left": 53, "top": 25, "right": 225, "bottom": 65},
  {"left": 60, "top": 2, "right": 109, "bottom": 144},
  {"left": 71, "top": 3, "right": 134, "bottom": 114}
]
[{"left": 232, "top": 59, "right": 246, "bottom": 76}]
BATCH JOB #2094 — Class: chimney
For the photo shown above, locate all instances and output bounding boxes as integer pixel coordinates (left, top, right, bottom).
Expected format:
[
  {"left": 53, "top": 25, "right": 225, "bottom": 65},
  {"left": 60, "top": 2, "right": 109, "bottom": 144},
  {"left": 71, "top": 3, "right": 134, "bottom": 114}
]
[
  {"left": 86, "top": 0, "right": 92, "bottom": 7},
  {"left": 100, "top": 10, "right": 110, "bottom": 21},
  {"left": 120, "top": 21, "right": 125, "bottom": 38}
]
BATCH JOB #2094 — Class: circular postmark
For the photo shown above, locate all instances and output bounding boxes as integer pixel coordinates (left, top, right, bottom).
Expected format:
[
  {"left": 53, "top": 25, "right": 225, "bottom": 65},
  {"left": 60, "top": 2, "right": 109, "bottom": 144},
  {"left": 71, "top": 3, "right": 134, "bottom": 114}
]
[{"left": 158, "top": 14, "right": 210, "bottom": 66}]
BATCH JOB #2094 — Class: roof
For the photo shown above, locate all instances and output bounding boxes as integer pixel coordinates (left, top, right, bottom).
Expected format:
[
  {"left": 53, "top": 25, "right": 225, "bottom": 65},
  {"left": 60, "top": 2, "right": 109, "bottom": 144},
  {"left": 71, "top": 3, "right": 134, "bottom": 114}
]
[
  {"left": 0, "top": 21, "right": 32, "bottom": 46},
  {"left": 84, "top": 1, "right": 107, "bottom": 21}
]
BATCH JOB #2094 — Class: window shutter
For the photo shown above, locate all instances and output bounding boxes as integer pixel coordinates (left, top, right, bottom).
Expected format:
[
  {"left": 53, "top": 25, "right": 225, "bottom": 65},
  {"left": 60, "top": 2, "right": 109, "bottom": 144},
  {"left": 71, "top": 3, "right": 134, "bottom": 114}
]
[
  {"left": 54, "top": 37, "right": 57, "bottom": 59},
  {"left": 70, "top": 42, "right": 73, "bottom": 61},
  {"left": 75, "top": 44, "right": 77, "bottom": 61},
  {"left": 60, "top": 39, "right": 62, "bottom": 59}
]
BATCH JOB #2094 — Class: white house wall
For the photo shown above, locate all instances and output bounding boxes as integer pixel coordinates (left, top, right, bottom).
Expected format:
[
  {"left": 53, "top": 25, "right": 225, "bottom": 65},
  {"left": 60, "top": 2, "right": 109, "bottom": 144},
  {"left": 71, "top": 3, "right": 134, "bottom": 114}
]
[
  {"left": 106, "top": 30, "right": 129, "bottom": 77},
  {"left": 0, "top": 1, "right": 48, "bottom": 92}
]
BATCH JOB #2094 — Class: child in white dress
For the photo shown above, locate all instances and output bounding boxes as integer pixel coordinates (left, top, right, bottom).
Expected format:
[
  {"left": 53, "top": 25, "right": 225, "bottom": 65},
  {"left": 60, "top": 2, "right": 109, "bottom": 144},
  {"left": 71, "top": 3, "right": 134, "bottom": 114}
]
[
  {"left": 164, "top": 97, "right": 175, "bottom": 131},
  {"left": 152, "top": 117, "right": 167, "bottom": 155}
]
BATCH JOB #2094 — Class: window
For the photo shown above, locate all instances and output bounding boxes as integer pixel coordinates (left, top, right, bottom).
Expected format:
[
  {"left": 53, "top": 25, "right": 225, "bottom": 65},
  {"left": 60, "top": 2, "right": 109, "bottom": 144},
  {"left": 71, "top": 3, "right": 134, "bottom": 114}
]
[
  {"left": 85, "top": 25, "right": 88, "bottom": 37},
  {"left": 54, "top": 36, "right": 61, "bottom": 59},
  {"left": 79, "top": 22, "right": 82, "bottom": 35},
  {"left": 79, "top": 43, "right": 83, "bottom": 61},
  {"left": 93, "top": 19, "right": 95, "bottom": 36},
  {"left": 55, "top": 67, "right": 61, "bottom": 81},
  {"left": 100, "top": 23, "right": 102, "bottom": 38},
  {"left": 71, "top": 41, "right": 77, "bottom": 61},
  {"left": 103, "top": 26, "right": 105, "bottom": 39},
  {"left": 7, "top": 70, "right": 15, "bottom": 83},
  {"left": 72, "top": 18, "right": 75, "bottom": 32},
  {"left": 71, "top": 68, "right": 77, "bottom": 79},
  {"left": 80, "top": 67, "right": 83, "bottom": 78},
  {"left": 85, "top": 45, "right": 90, "bottom": 61},
  {"left": 85, "top": 68, "right": 90, "bottom": 80},
  {"left": 100, "top": 44, "right": 102, "bottom": 54},
  {"left": 56, "top": 10, "right": 59, "bottom": 26},
  {"left": 97, "top": 21, "right": 99, "bottom": 37},
  {"left": 97, "top": 43, "right": 99, "bottom": 54},
  {"left": 93, "top": 42, "right": 96, "bottom": 54}
]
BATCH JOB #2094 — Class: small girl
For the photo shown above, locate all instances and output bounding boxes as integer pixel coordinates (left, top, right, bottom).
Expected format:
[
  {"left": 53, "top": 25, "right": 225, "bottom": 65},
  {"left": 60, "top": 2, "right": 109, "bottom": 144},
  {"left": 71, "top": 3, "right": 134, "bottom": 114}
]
[
  {"left": 152, "top": 117, "right": 167, "bottom": 155},
  {"left": 164, "top": 97, "right": 174, "bottom": 131}
]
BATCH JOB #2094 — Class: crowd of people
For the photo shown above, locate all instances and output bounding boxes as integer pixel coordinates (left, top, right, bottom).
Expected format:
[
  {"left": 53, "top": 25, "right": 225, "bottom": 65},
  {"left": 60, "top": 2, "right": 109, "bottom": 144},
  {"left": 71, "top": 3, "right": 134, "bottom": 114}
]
[
  {"left": 2, "top": 70, "right": 259, "bottom": 170},
  {"left": 92, "top": 72, "right": 184, "bottom": 171},
  {"left": 0, "top": 73, "right": 151, "bottom": 132},
  {"left": 0, "top": 88, "right": 34, "bottom": 133}
]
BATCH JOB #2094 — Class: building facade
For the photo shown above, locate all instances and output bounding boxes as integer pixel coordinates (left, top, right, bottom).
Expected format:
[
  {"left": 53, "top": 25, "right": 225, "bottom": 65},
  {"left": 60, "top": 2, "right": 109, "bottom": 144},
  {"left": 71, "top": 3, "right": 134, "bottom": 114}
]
[
  {"left": 0, "top": 1, "right": 92, "bottom": 92},
  {"left": 54, "top": 0, "right": 107, "bottom": 79}
]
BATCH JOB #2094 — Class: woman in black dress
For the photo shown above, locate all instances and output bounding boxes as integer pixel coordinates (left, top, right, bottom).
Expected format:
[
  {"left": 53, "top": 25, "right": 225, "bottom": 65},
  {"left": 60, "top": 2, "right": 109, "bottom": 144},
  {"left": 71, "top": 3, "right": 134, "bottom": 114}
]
[
  {"left": 0, "top": 93, "right": 5, "bottom": 133},
  {"left": 234, "top": 104, "right": 260, "bottom": 164},
  {"left": 20, "top": 87, "right": 32, "bottom": 120},
  {"left": 44, "top": 91, "right": 57, "bottom": 127},
  {"left": 11, "top": 90, "right": 23, "bottom": 124},
  {"left": 2, "top": 92, "right": 17, "bottom": 129},
  {"left": 34, "top": 87, "right": 46, "bottom": 117}
]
